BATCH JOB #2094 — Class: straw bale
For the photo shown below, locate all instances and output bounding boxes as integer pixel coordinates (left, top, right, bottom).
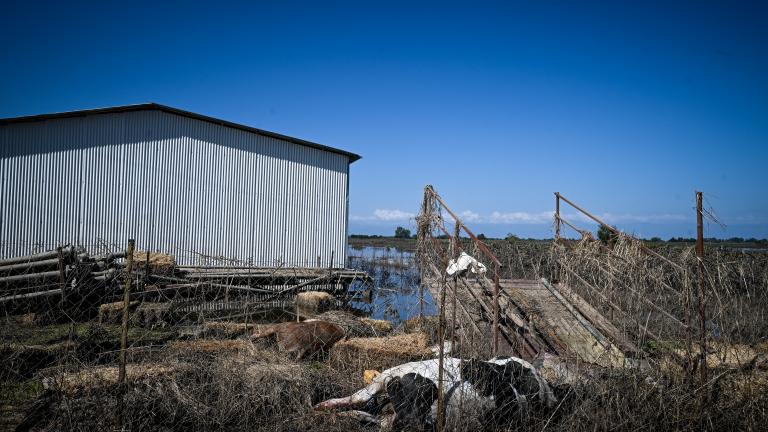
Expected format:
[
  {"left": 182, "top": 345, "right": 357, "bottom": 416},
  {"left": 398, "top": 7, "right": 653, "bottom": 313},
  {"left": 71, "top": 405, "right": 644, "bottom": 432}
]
[
  {"left": 131, "top": 302, "right": 172, "bottom": 327},
  {"left": 168, "top": 339, "right": 259, "bottom": 356},
  {"left": 359, "top": 318, "right": 393, "bottom": 334},
  {"left": 42, "top": 362, "right": 192, "bottom": 395},
  {"left": 316, "top": 310, "right": 392, "bottom": 338},
  {"left": 296, "top": 291, "right": 335, "bottom": 313},
  {"left": 203, "top": 321, "right": 251, "bottom": 338},
  {"left": 98, "top": 301, "right": 139, "bottom": 324},
  {"left": 132, "top": 250, "right": 176, "bottom": 271},
  {"left": 330, "top": 332, "right": 432, "bottom": 372}
]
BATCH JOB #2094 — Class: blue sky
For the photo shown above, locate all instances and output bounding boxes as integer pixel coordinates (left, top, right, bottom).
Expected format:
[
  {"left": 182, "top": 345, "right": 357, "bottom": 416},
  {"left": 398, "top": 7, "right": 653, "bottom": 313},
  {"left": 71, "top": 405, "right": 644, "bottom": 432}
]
[{"left": 2, "top": 1, "right": 766, "bottom": 239}]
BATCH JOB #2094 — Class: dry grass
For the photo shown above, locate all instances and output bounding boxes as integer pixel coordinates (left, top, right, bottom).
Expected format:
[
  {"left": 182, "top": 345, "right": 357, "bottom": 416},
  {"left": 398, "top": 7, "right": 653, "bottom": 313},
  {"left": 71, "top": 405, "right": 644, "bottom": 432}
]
[
  {"left": 97, "top": 300, "right": 139, "bottom": 324},
  {"left": 167, "top": 339, "right": 258, "bottom": 356},
  {"left": 132, "top": 250, "right": 176, "bottom": 273},
  {"left": 359, "top": 317, "right": 393, "bottom": 334},
  {"left": 41, "top": 362, "right": 192, "bottom": 396},
  {"left": 19, "top": 344, "right": 370, "bottom": 432},
  {"left": 296, "top": 291, "right": 334, "bottom": 313},
  {"left": 330, "top": 332, "right": 432, "bottom": 372}
]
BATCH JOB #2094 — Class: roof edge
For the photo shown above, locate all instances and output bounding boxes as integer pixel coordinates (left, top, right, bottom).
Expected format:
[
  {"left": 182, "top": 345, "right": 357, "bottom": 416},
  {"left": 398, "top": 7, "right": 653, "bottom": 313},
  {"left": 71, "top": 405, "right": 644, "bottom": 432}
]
[{"left": 0, "top": 103, "right": 362, "bottom": 163}]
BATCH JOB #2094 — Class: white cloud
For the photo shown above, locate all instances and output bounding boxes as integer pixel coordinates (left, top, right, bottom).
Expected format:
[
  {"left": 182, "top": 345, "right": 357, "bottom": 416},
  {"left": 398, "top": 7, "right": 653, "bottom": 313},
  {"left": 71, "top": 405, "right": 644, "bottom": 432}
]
[
  {"left": 460, "top": 210, "right": 481, "bottom": 222},
  {"left": 352, "top": 207, "right": 690, "bottom": 227},
  {"left": 488, "top": 211, "right": 555, "bottom": 224},
  {"left": 350, "top": 209, "right": 416, "bottom": 222},
  {"left": 374, "top": 209, "right": 416, "bottom": 221},
  {"left": 564, "top": 212, "right": 687, "bottom": 225}
]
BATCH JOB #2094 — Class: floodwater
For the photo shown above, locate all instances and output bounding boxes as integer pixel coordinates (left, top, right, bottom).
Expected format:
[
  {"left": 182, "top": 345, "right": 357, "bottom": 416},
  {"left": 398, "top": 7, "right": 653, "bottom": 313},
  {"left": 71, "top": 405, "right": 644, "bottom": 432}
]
[
  {"left": 211, "top": 246, "right": 437, "bottom": 325},
  {"left": 346, "top": 246, "right": 436, "bottom": 324}
]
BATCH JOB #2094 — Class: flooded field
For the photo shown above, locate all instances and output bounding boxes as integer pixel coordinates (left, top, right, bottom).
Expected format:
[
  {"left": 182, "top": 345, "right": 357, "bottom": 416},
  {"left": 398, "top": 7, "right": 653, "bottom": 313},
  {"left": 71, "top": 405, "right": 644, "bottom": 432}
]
[{"left": 347, "top": 246, "right": 436, "bottom": 324}]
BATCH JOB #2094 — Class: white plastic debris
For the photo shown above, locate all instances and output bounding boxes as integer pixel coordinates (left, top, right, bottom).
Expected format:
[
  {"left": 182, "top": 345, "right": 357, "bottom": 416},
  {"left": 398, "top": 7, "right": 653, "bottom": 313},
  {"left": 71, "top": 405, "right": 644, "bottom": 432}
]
[{"left": 446, "top": 252, "right": 487, "bottom": 276}]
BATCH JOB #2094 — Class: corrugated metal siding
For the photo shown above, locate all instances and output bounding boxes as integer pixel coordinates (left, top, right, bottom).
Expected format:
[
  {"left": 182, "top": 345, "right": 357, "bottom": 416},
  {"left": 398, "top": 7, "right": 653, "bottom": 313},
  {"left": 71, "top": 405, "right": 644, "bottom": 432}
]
[{"left": 0, "top": 110, "right": 350, "bottom": 267}]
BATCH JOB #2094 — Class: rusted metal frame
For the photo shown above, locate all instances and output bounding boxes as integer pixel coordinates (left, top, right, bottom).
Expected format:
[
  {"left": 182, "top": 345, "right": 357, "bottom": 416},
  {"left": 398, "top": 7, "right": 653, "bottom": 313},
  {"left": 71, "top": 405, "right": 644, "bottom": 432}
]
[
  {"left": 480, "top": 277, "right": 530, "bottom": 331},
  {"left": 427, "top": 261, "right": 483, "bottom": 336},
  {"left": 555, "top": 192, "right": 561, "bottom": 240},
  {"left": 558, "top": 261, "right": 663, "bottom": 342},
  {"left": 494, "top": 285, "right": 553, "bottom": 355},
  {"left": 556, "top": 193, "right": 684, "bottom": 272},
  {"left": 426, "top": 187, "right": 501, "bottom": 267},
  {"left": 493, "top": 264, "right": 500, "bottom": 355},
  {"left": 436, "top": 255, "right": 448, "bottom": 432},
  {"left": 555, "top": 215, "right": 591, "bottom": 237},
  {"left": 426, "top": 187, "right": 503, "bottom": 355},
  {"left": 588, "top": 256, "right": 682, "bottom": 302},
  {"left": 588, "top": 259, "right": 682, "bottom": 304},
  {"left": 433, "top": 221, "right": 503, "bottom": 354},
  {"left": 695, "top": 191, "right": 707, "bottom": 382},
  {"left": 455, "top": 275, "right": 540, "bottom": 358},
  {"left": 451, "top": 222, "right": 460, "bottom": 354},
  {"left": 573, "top": 259, "right": 687, "bottom": 329},
  {"left": 554, "top": 193, "right": 561, "bottom": 282},
  {"left": 568, "top": 237, "right": 681, "bottom": 299}
]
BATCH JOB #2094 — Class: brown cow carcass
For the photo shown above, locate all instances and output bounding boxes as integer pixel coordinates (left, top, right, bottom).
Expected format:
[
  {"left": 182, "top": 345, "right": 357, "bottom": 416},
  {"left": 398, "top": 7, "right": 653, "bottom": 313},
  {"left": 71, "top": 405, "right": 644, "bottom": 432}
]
[{"left": 250, "top": 320, "right": 346, "bottom": 359}]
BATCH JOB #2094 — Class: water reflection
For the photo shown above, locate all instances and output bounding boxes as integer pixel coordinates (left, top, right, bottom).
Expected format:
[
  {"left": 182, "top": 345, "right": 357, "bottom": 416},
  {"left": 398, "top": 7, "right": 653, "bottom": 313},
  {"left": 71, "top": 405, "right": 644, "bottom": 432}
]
[{"left": 347, "top": 246, "right": 436, "bottom": 324}]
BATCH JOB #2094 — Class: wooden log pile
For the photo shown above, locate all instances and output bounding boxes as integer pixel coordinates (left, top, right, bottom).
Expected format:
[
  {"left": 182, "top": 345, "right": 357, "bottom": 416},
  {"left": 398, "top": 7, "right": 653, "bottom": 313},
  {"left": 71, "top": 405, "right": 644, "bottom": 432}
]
[
  {"left": 1, "top": 246, "right": 371, "bottom": 316},
  {"left": 0, "top": 247, "right": 125, "bottom": 310}
]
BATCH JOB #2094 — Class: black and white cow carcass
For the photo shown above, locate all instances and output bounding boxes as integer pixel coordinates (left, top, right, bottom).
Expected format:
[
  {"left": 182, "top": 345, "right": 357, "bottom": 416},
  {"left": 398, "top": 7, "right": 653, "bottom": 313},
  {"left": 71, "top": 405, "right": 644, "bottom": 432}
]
[{"left": 315, "top": 356, "right": 557, "bottom": 431}]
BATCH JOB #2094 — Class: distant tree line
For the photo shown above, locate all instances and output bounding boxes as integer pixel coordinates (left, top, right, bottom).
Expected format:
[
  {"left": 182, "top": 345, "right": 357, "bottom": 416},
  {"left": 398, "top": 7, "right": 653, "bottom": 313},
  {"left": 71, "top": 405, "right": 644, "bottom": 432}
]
[
  {"left": 349, "top": 231, "right": 767, "bottom": 244},
  {"left": 667, "top": 237, "right": 768, "bottom": 244}
]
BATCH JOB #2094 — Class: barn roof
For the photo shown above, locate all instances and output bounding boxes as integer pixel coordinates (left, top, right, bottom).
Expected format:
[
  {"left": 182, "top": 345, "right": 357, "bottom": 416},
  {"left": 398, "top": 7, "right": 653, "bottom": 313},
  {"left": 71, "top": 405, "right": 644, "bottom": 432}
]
[{"left": 0, "top": 103, "right": 361, "bottom": 163}]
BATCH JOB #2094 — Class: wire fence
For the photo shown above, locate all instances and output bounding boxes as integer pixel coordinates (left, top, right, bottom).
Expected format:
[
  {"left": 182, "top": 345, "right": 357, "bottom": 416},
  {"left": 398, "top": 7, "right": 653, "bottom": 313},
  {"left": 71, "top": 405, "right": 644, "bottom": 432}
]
[
  {"left": 0, "top": 239, "right": 376, "bottom": 431},
  {"left": 2, "top": 223, "right": 767, "bottom": 431}
]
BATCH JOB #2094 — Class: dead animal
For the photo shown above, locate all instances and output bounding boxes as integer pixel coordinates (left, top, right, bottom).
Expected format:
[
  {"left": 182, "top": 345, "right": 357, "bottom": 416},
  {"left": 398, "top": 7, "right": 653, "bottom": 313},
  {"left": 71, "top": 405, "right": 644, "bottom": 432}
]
[
  {"left": 250, "top": 320, "right": 346, "bottom": 359},
  {"left": 315, "top": 356, "right": 556, "bottom": 430}
]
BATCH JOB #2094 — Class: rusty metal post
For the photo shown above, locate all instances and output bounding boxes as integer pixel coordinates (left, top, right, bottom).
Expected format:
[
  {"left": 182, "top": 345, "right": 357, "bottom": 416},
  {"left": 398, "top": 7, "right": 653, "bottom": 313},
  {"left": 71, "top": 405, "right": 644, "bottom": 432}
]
[
  {"left": 493, "top": 263, "right": 500, "bottom": 356},
  {"left": 428, "top": 190, "right": 501, "bottom": 268},
  {"left": 451, "top": 221, "right": 460, "bottom": 355},
  {"left": 554, "top": 192, "right": 561, "bottom": 283},
  {"left": 436, "top": 252, "right": 448, "bottom": 432},
  {"left": 556, "top": 193, "right": 683, "bottom": 271},
  {"left": 118, "top": 239, "right": 135, "bottom": 385},
  {"left": 555, "top": 192, "right": 561, "bottom": 241},
  {"left": 696, "top": 192, "right": 707, "bottom": 383}
]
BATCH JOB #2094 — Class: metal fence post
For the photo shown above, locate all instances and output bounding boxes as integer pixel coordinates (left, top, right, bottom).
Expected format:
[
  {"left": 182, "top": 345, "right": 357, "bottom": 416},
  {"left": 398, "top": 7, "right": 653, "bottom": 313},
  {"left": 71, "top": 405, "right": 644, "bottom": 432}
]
[
  {"left": 493, "top": 263, "right": 500, "bottom": 356},
  {"left": 118, "top": 239, "right": 135, "bottom": 385},
  {"left": 696, "top": 192, "right": 707, "bottom": 384},
  {"left": 555, "top": 192, "right": 561, "bottom": 241},
  {"left": 436, "top": 251, "right": 448, "bottom": 432},
  {"left": 554, "top": 192, "right": 561, "bottom": 283}
]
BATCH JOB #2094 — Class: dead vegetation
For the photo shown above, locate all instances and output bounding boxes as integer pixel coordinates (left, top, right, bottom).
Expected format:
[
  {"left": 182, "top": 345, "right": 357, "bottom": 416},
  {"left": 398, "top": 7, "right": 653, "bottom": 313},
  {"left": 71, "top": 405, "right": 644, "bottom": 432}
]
[
  {"left": 3, "top": 231, "right": 768, "bottom": 431},
  {"left": 330, "top": 332, "right": 433, "bottom": 372}
]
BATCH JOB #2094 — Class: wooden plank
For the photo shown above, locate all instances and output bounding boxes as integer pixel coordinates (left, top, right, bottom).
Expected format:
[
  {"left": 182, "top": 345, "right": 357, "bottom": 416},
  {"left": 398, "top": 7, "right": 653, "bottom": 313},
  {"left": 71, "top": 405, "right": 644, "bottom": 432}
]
[
  {"left": 554, "top": 281, "right": 638, "bottom": 354},
  {"left": 540, "top": 278, "right": 611, "bottom": 349}
]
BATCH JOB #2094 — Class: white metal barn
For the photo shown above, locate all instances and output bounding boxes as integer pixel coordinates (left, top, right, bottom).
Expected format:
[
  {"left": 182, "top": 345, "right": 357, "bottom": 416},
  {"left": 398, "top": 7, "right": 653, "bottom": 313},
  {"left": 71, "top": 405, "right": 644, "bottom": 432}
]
[{"left": 0, "top": 103, "right": 360, "bottom": 267}]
